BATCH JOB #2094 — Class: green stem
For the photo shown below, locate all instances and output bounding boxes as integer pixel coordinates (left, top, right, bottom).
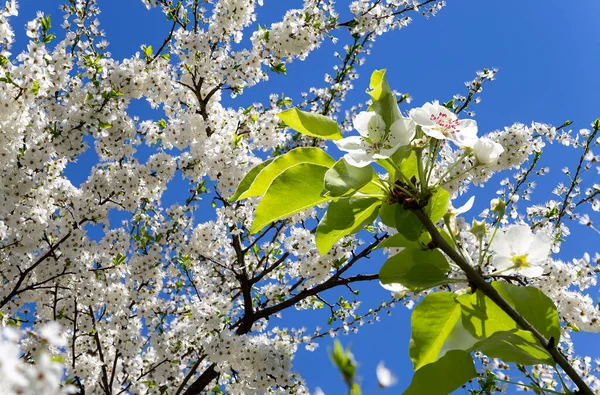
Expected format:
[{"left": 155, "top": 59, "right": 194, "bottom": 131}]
[
  {"left": 436, "top": 164, "right": 477, "bottom": 188},
  {"left": 412, "top": 208, "right": 594, "bottom": 395},
  {"left": 416, "top": 148, "right": 427, "bottom": 197},
  {"left": 434, "top": 150, "right": 470, "bottom": 186},
  {"left": 494, "top": 379, "right": 565, "bottom": 395}
]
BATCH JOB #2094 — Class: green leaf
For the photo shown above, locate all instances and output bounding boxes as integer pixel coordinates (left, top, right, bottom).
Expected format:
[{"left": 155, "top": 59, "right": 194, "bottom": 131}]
[
  {"left": 379, "top": 203, "right": 397, "bottom": 227},
  {"left": 31, "top": 80, "right": 40, "bottom": 95},
  {"left": 330, "top": 341, "right": 357, "bottom": 386},
  {"left": 409, "top": 292, "right": 462, "bottom": 369},
  {"left": 379, "top": 248, "right": 449, "bottom": 291},
  {"left": 426, "top": 188, "right": 450, "bottom": 223},
  {"left": 316, "top": 197, "right": 381, "bottom": 255},
  {"left": 251, "top": 163, "right": 331, "bottom": 233},
  {"left": 98, "top": 121, "right": 112, "bottom": 129},
  {"left": 475, "top": 329, "right": 554, "bottom": 366},
  {"left": 376, "top": 232, "right": 417, "bottom": 250},
  {"left": 229, "top": 158, "right": 274, "bottom": 201},
  {"left": 457, "top": 282, "right": 561, "bottom": 344},
  {"left": 492, "top": 282, "right": 561, "bottom": 342},
  {"left": 402, "top": 264, "right": 452, "bottom": 290},
  {"left": 395, "top": 205, "right": 424, "bottom": 241},
  {"left": 270, "top": 63, "right": 287, "bottom": 74},
  {"left": 366, "top": 69, "right": 402, "bottom": 128},
  {"left": 403, "top": 351, "right": 476, "bottom": 395},
  {"left": 236, "top": 147, "right": 334, "bottom": 200},
  {"left": 391, "top": 146, "right": 419, "bottom": 181},
  {"left": 142, "top": 45, "right": 153, "bottom": 59},
  {"left": 277, "top": 108, "right": 342, "bottom": 140},
  {"left": 324, "top": 158, "right": 375, "bottom": 197}
]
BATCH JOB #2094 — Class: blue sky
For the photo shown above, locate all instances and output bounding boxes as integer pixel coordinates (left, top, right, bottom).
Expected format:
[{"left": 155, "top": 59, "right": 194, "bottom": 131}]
[{"left": 9, "top": 1, "right": 600, "bottom": 394}]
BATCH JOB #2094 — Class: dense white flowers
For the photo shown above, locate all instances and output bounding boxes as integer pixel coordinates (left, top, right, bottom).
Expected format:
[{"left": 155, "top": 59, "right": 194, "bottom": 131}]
[{"left": 0, "top": 1, "right": 597, "bottom": 394}]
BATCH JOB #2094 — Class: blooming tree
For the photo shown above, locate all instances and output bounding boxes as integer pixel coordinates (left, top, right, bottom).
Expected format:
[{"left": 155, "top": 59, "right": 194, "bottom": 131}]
[{"left": 0, "top": 1, "right": 599, "bottom": 395}]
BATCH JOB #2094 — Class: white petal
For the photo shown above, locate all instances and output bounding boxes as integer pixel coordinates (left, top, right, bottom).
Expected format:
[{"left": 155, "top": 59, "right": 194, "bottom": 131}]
[
  {"left": 502, "top": 224, "right": 534, "bottom": 255},
  {"left": 421, "top": 126, "right": 447, "bottom": 140},
  {"left": 334, "top": 136, "right": 368, "bottom": 152},
  {"left": 376, "top": 361, "right": 398, "bottom": 388},
  {"left": 380, "top": 281, "right": 405, "bottom": 294},
  {"left": 528, "top": 231, "right": 553, "bottom": 262},
  {"left": 449, "top": 119, "right": 478, "bottom": 148},
  {"left": 388, "top": 117, "right": 416, "bottom": 147},
  {"left": 454, "top": 196, "right": 475, "bottom": 215},
  {"left": 492, "top": 256, "right": 514, "bottom": 272},
  {"left": 408, "top": 106, "right": 436, "bottom": 127},
  {"left": 353, "top": 111, "right": 386, "bottom": 142},
  {"left": 519, "top": 265, "right": 545, "bottom": 278},
  {"left": 353, "top": 111, "right": 374, "bottom": 138},
  {"left": 490, "top": 230, "right": 512, "bottom": 257},
  {"left": 344, "top": 151, "right": 374, "bottom": 168}
]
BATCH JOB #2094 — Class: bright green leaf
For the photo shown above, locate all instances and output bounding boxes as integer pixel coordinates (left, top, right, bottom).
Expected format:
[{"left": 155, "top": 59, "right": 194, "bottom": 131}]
[
  {"left": 391, "top": 147, "right": 419, "bottom": 181},
  {"left": 402, "top": 264, "right": 452, "bottom": 291},
  {"left": 366, "top": 69, "right": 402, "bottom": 128},
  {"left": 395, "top": 205, "right": 424, "bottom": 241},
  {"left": 403, "top": 351, "right": 476, "bottom": 395},
  {"left": 457, "top": 282, "right": 561, "bottom": 344},
  {"left": 98, "top": 121, "right": 112, "bottom": 129},
  {"left": 379, "top": 248, "right": 449, "bottom": 291},
  {"left": 31, "top": 80, "right": 40, "bottom": 95},
  {"left": 237, "top": 147, "right": 334, "bottom": 200},
  {"left": 409, "top": 292, "right": 462, "bottom": 369},
  {"left": 229, "top": 158, "right": 274, "bottom": 201},
  {"left": 376, "top": 232, "right": 417, "bottom": 250},
  {"left": 316, "top": 197, "right": 381, "bottom": 255},
  {"left": 379, "top": 203, "right": 396, "bottom": 227},
  {"left": 324, "top": 158, "right": 375, "bottom": 197},
  {"left": 142, "top": 45, "right": 153, "bottom": 59},
  {"left": 277, "top": 108, "right": 342, "bottom": 140},
  {"left": 493, "top": 281, "right": 561, "bottom": 342},
  {"left": 426, "top": 188, "right": 450, "bottom": 223},
  {"left": 475, "top": 329, "right": 554, "bottom": 366},
  {"left": 251, "top": 163, "right": 331, "bottom": 233}
]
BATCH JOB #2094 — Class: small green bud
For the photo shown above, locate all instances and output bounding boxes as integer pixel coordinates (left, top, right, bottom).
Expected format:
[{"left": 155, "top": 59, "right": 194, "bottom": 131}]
[
  {"left": 490, "top": 198, "right": 506, "bottom": 216},
  {"left": 470, "top": 219, "right": 487, "bottom": 239}
]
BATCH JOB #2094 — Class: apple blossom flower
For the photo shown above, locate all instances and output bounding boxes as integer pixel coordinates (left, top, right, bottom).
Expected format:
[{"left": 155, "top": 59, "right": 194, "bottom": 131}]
[
  {"left": 491, "top": 224, "right": 553, "bottom": 278},
  {"left": 409, "top": 101, "right": 478, "bottom": 147},
  {"left": 473, "top": 137, "right": 504, "bottom": 165},
  {"left": 376, "top": 361, "right": 398, "bottom": 388},
  {"left": 334, "top": 111, "right": 416, "bottom": 167}
]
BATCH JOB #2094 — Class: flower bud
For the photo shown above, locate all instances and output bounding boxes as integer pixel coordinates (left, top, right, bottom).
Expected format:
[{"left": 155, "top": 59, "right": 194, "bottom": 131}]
[
  {"left": 470, "top": 219, "right": 487, "bottom": 239},
  {"left": 473, "top": 137, "right": 504, "bottom": 165},
  {"left": 490, "top": 198, "right": 506, "bottom": 216}
]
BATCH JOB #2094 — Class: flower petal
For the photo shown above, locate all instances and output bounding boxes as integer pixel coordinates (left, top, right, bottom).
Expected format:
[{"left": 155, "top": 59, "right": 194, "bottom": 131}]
[
  {"left": 344, "top": 151, "right": 374, "bottom": 168},
  {"left": 519, "top": 265, "right": 544, "bottom": 278},
  {"left": 449, "top": 119, "right": 478, "bottom": 148},
  {"left": 492, "top": 256, "right": 514, "bottom": 272},
  {"left": 334, "top": 136, "right": 368, "bottom": 152},
  {"left": 388, "top": 117, "right": 416, "bottom": 147},
  {"left": 528, "top": 231, "right": 553, "bottom": 263},
  {"left": 408, "top": 106, "right": 436, "bottom": 127},
  {"left": 454, "top": 196, "right": 475, "bottom": 215},
  {"left": 353, "top": 111, "right": 386, "bottom": 142}
]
